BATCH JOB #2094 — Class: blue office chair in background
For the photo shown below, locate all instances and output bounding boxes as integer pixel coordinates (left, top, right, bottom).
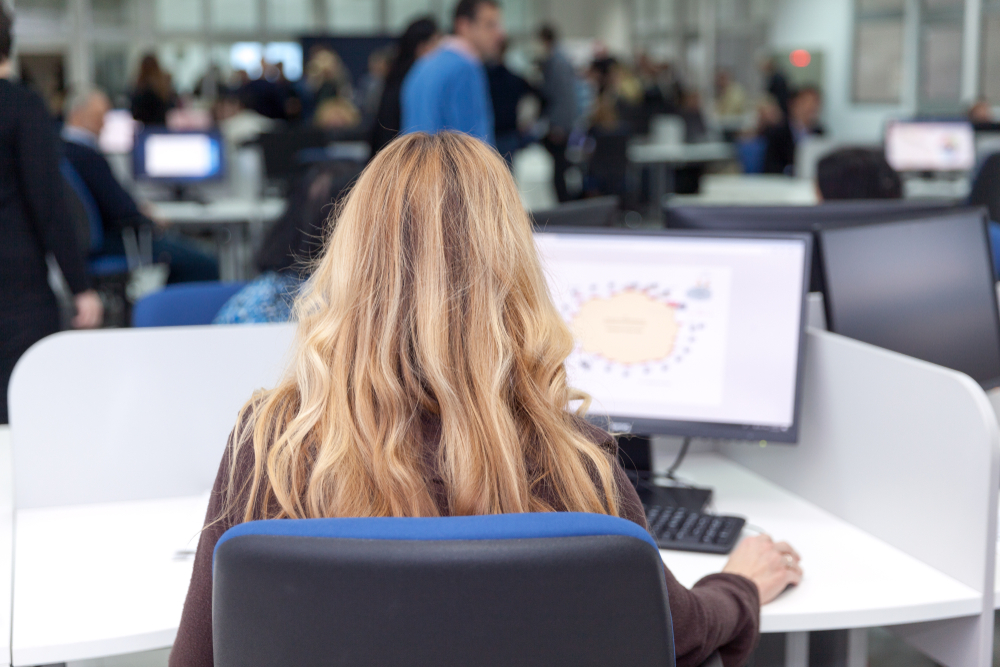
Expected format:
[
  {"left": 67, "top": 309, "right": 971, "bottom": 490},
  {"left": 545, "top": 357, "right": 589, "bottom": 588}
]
[
  {"left": 132, "top": 281, "right": 247, "bottom": 327},
  {"left": 60, "top": 159, "right": 132, "bottom": 277},
  {"left": 213, "top": 513, "right": 679, "bottom": 667},
  {"left": 736, "top": 136, "right": 767, "bottom": 174}
]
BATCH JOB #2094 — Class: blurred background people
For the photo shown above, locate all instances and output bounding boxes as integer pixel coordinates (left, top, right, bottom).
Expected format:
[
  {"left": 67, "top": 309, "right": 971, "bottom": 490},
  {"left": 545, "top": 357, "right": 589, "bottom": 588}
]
[
  {"left": 763, "top": 86, "right": 824, "bottom": 175},
  {"left": 62, "top": 89, "right": 219, "bottom": 284},
  {"left": 370, "top": 17, "right": 441, "bottom": 155},
  {"left": 487, "top": 38, "right": 533, "bottom": 164},
  {"left": 401, "top": 0, "right": 505, "bottom": 144},
  {"left": 538, "top": 24, "right": 578, "bottom": 201},
  {"left": 714, "top": 69, "right": 747, "bottom": 118},
  {"left": 130, "top": 54, "right": 175, "bottom": 126},
  {"left": 760, "top": 55, "right": 790, "bottom": 116},
  {"left": 0, "top": 4, "right": 102, "bottom": 424}
]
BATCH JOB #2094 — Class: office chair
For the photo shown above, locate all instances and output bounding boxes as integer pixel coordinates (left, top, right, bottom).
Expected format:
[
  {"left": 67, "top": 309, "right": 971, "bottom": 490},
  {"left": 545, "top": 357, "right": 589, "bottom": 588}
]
[
  {"left": 969, "top": 152, "right": 1000, "bottom": 223},
  {"left": 212, "top": 512, "right": 678, "bottom": 667},
  {"left": 132, "top": 281, "right": 247, "bottom": 327}
]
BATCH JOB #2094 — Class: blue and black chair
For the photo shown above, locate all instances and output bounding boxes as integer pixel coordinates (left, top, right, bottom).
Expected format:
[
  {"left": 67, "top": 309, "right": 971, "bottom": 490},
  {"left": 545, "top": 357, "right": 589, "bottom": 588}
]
[
  {"left": 212, "top": 513, "right": 679, "bottom": 667},
  {"left": 132, "top": 281, "right": 248, "bottom": 327}
]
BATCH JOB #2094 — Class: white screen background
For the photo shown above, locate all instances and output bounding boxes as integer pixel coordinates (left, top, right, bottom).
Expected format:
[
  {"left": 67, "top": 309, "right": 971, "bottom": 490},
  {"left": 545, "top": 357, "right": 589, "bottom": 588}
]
[{"left": 535, "top": 233, "right": 806, "bottom": 431}]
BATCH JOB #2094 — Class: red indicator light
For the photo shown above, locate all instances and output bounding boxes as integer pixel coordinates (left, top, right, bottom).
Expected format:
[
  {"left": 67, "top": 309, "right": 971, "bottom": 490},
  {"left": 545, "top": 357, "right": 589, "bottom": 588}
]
[{"left": 790, "top": 49, "right": 811, "bottom": 68}]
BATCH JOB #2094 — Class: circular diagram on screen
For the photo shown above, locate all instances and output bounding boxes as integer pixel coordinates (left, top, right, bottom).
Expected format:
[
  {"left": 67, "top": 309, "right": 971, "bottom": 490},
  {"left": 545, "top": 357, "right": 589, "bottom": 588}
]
[{"left": 571, "top": 290, "right": 679, "bottom": 364}]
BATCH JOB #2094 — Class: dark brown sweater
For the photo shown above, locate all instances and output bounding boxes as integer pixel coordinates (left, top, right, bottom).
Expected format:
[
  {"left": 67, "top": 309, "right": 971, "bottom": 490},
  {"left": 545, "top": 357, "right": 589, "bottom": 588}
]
[{"left": 170, "top": 417, "right": 759, "bottom": 667}]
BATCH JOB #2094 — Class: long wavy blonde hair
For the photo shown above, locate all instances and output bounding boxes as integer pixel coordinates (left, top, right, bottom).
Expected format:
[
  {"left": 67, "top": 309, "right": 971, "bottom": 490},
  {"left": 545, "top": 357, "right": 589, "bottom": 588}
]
[{"left": 228, "top": 132, "right": 621, "bottom": 523}]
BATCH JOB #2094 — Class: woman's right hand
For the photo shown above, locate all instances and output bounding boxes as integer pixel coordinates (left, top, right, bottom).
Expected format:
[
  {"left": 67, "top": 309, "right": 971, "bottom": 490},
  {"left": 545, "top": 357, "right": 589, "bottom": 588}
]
[{"left": 721, "top": 534, "right": 802, "bottom": 604}]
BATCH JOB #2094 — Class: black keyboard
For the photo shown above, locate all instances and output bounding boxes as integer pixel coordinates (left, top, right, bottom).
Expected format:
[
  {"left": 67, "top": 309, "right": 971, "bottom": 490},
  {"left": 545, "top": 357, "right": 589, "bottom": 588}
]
[{"left": 643, "top": 504, "right": 746, "bottom": 554}]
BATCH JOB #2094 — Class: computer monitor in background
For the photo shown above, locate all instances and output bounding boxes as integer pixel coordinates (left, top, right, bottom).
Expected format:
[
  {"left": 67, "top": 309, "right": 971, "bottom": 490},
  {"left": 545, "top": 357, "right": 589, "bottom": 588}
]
[
  {"left": 884, "top": 121, "right": 975, "bottom": 172},
  {"left": 535, "top": 229, "right": 812, "bottom": 442},
  {"left": 99, "top": 110, "right": 138, "bottom": 154},
  {"left": 664, "top": 201, "right": 962, "bottom": 292},
  {"left": 820, "top": 209, "right": 1000, "bottom": 387},
  {"left": 133, "top": 130, "right": 225, "bottom": 199},
  {"left": 532, "top": 197, "right": 620, "bottom": 229},
  {"left": 258, "top": 128, "right": 329, "bottom": 188}
]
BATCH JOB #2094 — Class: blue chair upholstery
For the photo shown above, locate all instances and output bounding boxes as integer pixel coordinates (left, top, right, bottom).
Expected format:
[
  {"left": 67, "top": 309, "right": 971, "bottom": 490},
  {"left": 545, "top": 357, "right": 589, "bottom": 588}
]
[
  {"left": 213, "top": 512, "right": 676, "bottom": 667},
  {"left": 59, "top": 159, "right": 130, "bottom": 276},
  {"left": 131, "top": 281, "right": 248, "bottom": 327}
]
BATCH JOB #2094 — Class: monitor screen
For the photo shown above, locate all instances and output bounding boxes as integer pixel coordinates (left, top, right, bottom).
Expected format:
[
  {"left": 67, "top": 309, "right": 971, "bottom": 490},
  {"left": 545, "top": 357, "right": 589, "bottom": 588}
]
[
  {"left": 99, "top": 110, "right": 138, "bottom": 154},
  {"left": 133, "top": 131, "right": 224, "bottom": 182},
  {"left": 535, "top": 229, "right": 811, "bottom": 441},
  {"left": 885, "top": 121, "right": 975, "bottom": 172},
  {"left": 820, "top": 211, "right": 1000, "bottom": 386}
]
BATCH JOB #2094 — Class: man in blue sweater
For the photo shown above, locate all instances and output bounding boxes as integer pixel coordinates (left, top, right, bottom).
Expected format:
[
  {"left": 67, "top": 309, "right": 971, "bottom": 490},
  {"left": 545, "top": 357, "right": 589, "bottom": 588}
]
[{"left": 401, "top": 0, "right": 504, "bottom": 145}]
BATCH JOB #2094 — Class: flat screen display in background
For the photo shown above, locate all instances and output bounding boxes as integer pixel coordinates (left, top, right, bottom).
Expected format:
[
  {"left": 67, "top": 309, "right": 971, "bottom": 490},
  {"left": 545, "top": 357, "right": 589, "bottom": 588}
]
[
  {"left": 99, "top": 110, "right": 138, "bottom": 154},
  {"left": 140, "top": 133, "right": 223, "bottom": 180},
  {"left": 885, "top": 121, "right": 975, "bottom": 172}
]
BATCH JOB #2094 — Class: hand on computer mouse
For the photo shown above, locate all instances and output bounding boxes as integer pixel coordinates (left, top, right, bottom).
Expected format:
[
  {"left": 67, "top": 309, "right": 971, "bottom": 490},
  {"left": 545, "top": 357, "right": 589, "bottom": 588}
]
[{"left": 721, "top": 534, "right": 802, "bottom": 605}]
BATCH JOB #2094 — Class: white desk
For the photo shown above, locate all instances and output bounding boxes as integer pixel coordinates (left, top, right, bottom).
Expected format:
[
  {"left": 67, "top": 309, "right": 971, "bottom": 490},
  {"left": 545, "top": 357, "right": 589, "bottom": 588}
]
[
  {"left": 8, "top": 454, "right": 982, "bottom": 667},
  {"left": 149, "top": 198, "right": 286, "bottom": 281},
  {"left": 12, "top": 495, "right": 209, "bottom": 666},
  {"left": 626, "top": 141, "right": 736, "bottom": 214},
  {"left": 664, "top": 455, "right": 980, "bottom": 636},
  {"left": 668, "top": 174, "right": 819, "bottom": 206}
]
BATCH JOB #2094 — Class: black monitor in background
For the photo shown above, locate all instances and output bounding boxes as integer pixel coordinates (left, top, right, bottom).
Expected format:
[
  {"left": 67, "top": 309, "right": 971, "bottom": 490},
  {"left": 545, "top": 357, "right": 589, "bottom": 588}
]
[
  {"left": 819, "top": 209, "right": 1000, "bottom": 388},
  {"left": 664, "top": 201, "right": 962, "bottom": 291},
  {"left": 532, "top": 197, "right": 619, "bottom": 229},
  {"left": 259, "top": 128, "right": 330, "bottom": 184}
]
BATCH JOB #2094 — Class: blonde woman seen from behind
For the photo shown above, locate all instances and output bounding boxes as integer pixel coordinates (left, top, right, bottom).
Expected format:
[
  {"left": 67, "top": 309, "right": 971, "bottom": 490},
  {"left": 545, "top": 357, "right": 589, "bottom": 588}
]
[{"left": 171, "top": 132, "right": 801, "bottom": 667}]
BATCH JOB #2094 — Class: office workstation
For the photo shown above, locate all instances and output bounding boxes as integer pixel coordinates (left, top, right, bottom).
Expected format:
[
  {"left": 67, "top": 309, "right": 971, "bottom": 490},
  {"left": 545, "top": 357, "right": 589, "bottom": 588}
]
[{"left": 3, "top": 0, "right": 1000, "bottom": 666}]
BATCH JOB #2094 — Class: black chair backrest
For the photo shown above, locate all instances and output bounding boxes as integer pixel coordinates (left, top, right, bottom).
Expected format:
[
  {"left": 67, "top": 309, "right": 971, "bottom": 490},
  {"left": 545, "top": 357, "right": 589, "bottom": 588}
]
[
  {"left": 970, "top": 152, "right": 1000, "bottom": 222},
  {"left": 532, "top": 196, "right": 620, "bottom": 228},
  {"left": 213, "top": 534, "right": 674, "bottom": 667}
]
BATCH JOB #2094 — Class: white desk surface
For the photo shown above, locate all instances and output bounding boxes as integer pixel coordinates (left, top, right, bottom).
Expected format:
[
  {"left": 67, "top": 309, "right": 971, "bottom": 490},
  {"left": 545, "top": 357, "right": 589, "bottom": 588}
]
[
  {"left": 628, "top": 141, "right": 735, "bottom": 164},
  {"left": 12, "top": 494, "right": 209, "bottom": 666},
  {"left": 9, "top": 454, "right": 982, "bottom": 665},
  {"left": 661, "top": 454, "right": 981, "bottom": 634},
  {"left": 149, "top": 198, "right": 285, "bottom": 224}
]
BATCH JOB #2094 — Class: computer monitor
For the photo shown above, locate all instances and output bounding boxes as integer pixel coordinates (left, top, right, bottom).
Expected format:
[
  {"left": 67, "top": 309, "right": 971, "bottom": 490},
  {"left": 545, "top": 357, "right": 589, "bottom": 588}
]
[
  {"left": 884, "top": 121, "right": 975, "bottom": 172},
  {"left": 99, "top": 109, "right": 138, "bottom": 154},
  {"left": 819, "top": 209, "right": 1000, "bottom": 387},
  {"left": 133, "top": 130, "right": 224, "bottom": 183},
  {"left": 664, "top": 201, "right": 962, "bottom": 292},
  {"left": 535, "top": 229, "right": 812, "bottom": 442},
  {"left": 532, "top": 197, "right": 619, "bottom": 229}
]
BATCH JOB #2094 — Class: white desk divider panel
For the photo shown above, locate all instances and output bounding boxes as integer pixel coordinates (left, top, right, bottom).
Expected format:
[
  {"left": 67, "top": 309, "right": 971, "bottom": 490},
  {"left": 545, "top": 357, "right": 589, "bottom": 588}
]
[
  {"left": 8, "top": 324, "right": 296, "bottom": 509},
  {"left": 720, "top": 329, "right": 1000, "bottom": 667},
  {"left": 0, "top": 428, "right": 13, "bottom": 667},
  {"left": 7, "top": 324, "right": 296, "bottom": 666}
]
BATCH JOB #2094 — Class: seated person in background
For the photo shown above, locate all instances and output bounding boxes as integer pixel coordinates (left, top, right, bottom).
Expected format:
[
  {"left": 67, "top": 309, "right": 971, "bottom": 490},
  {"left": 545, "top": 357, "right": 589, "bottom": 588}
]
[
  {"left": 815, "top": 147, "right": 902, "bottom": 200},
  {"left": 763, "top": 86, "right": 824, "bottom": 175},
  {"left": 62, "top": 89, "right": 219, "bottom": 284},
  {"left": 214, "top": 159, "right": 363, "bottom": 324},
  {"left": 173, "top": 132, "right": 802, "bottom": 667},
  {"left": 969, "top": 98, "right": 996, "bottom": 128}
]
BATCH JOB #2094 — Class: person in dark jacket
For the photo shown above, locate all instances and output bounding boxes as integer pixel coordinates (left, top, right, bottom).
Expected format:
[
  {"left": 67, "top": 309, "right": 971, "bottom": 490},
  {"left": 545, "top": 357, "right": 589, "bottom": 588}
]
[
  {"left": 130, "top": 54, "right": 174, "bottom": 126},
  {"left": 370, "top": 17, "right": 441, "bottom": 156},
  {"left": 0, "top": 5, "right": 102, "bottom": 424},
  {"left": 63, "top": 89, "right": 218, "bottom": 284},
  {"left": 538, "top": 24, "right": 579, "bottom": 202},
  {"left": 487, "top": 39, "right": 533, "bottom": 164},
  {"left": 763, "top": 86, "right": 824, "bottom": 175}
]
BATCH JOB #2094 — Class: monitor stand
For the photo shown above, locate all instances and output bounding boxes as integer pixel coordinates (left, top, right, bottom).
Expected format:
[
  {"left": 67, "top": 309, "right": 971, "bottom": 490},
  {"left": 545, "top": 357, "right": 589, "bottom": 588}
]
[
  {"left": 167, "top": 184, "right": 208, "bottom": 203},
  {"left": 617, "top": 434, "right": 713, "bottom": 512}
]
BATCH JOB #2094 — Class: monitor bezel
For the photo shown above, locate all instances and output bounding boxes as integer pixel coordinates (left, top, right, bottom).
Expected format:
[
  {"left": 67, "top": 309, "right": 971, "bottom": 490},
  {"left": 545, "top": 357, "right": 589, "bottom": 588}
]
[
  {"left": 817, "top": 207, "right": 1000, "bottom": 390},
  {"left": 132, "top": 128, "right": 226, "bottom": 184},
  {"left": 534, "top": 226, "right": 813, "bottom": 443}
]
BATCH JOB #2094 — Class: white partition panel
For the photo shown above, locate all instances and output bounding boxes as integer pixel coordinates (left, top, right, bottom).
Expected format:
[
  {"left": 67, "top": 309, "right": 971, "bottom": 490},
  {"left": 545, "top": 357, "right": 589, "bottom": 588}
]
[
  {"left": 8, "top": 324, "right": 296, "bottom": 509},
  {"left": 721, "top": 329, "right": 1000, "bottom": 667}
]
